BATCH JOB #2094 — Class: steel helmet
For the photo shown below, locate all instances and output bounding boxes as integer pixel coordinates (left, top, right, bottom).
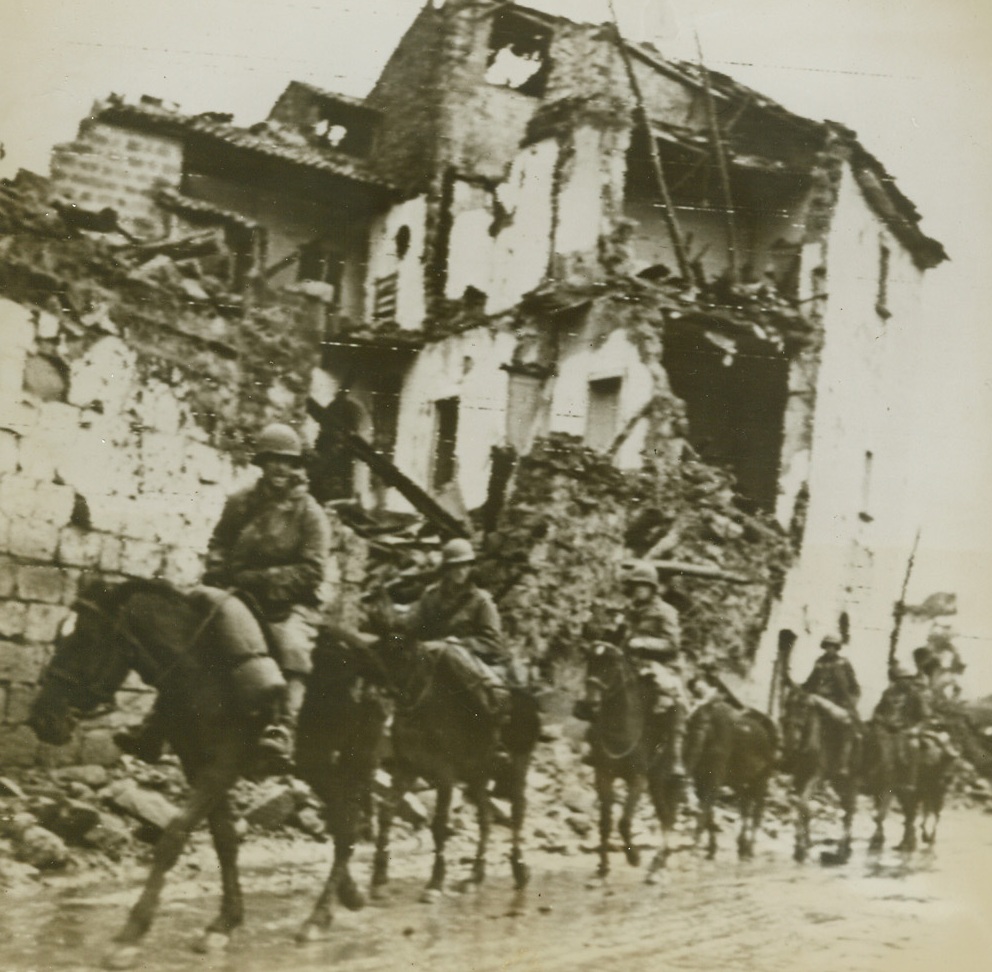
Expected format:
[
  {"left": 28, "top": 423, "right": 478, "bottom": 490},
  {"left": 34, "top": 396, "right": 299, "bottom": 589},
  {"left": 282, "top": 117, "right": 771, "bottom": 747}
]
[
  {"left": 253, "top": 423, "right": 303, "bottom": 464},
  {"left": 623, "top": 562, "right": 659, "bottom": 589},
  {"left": 890, "top": 661, "right": 913, "bottom": 680},
  {"left": 820, "top": 634, "right": 842, "bottom": 650},
  {"left": 440, "top": 537, "right": 476, "bottom": 566}
]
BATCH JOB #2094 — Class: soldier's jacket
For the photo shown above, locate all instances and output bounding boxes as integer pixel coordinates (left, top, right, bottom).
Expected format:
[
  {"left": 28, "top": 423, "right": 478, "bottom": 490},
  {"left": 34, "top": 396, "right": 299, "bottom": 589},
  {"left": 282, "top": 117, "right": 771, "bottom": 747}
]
[
  {"left": 203, "top": 475, "right": 330, "bottom": 621},
  {"left": 619, "top": 596, "right": 682, "bottom": 662},
  {"left": 872, "top": 676, "right": 932, "bottom": 731},
  {"left": 402, "top": 581, "right": 505, "bottom": 663},
  {"left": 803, "top": 653, "right": 861, "bottom": 712}
]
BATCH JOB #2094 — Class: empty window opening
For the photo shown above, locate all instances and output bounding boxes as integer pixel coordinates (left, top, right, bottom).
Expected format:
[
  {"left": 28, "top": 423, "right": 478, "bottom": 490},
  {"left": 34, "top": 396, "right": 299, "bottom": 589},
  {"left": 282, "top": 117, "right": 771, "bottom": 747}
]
[
  {"left": 876, "top": 241, "right": 891, "bottom": 320},
  {"left": 394, "top": 225, "right": 411, "bottom": 260},
  {"left": 485, "top": 10, "right": 552, "bottom": 97},
  {"left": 662, "top": 329, "right": 789, "bottom": 511},
  {"left": 432, "top": 397, "right": 460, "bottom": 490},
  {"left": 505, "top": 371, "right": 543, "bottom": 453},
  {"left": 299, "top": 241, "right": 344, "bottom": 289},
  {"left": 585, "top": 376, "right": 622, "bottom": 452},
  {"left": 312, "top": 119, "right": 349, "bottom": 148}
]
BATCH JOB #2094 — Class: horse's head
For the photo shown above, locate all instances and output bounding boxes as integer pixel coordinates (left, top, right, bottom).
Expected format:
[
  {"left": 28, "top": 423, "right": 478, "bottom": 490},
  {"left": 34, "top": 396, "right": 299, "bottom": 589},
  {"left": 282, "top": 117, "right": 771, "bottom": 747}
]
[
  {"left": 28, "top": 579, "right": 133, "bottom": 746},
  {"left": 579, "top": 642, "right": 630, "bottom": 715}
]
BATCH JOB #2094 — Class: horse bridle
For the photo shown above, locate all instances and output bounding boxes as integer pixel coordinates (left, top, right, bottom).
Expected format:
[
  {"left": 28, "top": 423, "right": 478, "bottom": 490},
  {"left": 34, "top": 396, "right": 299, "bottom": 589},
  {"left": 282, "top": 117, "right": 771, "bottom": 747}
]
[
  {"left": 586, "top": 647, "right": 645, "bottom": 761},
  {"left": 46, "top": 597, "right": 180, "bottom": 706}
]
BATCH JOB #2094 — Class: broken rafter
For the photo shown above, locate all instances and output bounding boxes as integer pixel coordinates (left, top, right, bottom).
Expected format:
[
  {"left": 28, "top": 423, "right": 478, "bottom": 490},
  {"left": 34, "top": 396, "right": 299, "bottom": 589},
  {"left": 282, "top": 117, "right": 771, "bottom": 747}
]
[
  {"left": 307, "top": 397, "right": 470, "bottom": 540},
  {"left": 695, "top": 32, "right": 740, "bottom": 286},
  {"left": 606, "top": 1, "right": 693, "bottom": 283}
]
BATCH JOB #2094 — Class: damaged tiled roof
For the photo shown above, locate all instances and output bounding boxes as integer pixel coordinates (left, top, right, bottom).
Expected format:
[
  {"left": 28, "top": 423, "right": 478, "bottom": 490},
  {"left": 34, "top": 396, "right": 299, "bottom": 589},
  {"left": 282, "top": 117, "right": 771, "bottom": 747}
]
[
  {"left": 279, "top": 81, "right": 377, "bottom": 115},
  {"left": 94, "top": 100, "right": 399, "bottom": 194},
  {"left": 155, "top": 188, "right": 257, "bottom": 231}
]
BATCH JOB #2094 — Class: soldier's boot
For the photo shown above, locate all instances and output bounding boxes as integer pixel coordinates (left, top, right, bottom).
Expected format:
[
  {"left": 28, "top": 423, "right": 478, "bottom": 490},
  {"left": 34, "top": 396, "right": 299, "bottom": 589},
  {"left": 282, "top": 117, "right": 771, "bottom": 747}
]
[
  {"left": 257, "top": 675, "right": 306, "bottom": 771},
  {"left": 113, "top": 703, "right": 167, "bottom": 764}
]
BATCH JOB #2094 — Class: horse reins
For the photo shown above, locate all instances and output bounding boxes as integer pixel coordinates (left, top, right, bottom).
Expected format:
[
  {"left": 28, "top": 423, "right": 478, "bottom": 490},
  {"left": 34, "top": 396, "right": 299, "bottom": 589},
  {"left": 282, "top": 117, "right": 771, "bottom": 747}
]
[{"left": 587, "top": 658, "right": 645, "bottom": 762}]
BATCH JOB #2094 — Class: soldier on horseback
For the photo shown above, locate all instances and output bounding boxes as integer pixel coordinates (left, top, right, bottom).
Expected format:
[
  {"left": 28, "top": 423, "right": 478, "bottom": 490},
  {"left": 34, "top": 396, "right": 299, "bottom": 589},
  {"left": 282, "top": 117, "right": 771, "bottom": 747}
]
[
  {"left": 115, "top": 422, "right": 330, "bottom": 768},
  {"left": 614, "top": 562, "right": 688, "bottom": 778},
  {"left": 374, "top": 537, "right": 512, "bottom": 720},
  {"left": 801, "top": 634, "right": 861, "bottom": 778}
]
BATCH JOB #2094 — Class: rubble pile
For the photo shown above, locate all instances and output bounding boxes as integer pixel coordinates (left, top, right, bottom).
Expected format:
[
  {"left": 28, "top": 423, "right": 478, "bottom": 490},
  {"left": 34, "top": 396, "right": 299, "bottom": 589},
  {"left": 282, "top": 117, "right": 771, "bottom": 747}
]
[
  {"left": 0, "top": 171, "right": 318, "bottom": 455},
  {"left": 480, "top": 434, "right": 791, "bottom": 678}
]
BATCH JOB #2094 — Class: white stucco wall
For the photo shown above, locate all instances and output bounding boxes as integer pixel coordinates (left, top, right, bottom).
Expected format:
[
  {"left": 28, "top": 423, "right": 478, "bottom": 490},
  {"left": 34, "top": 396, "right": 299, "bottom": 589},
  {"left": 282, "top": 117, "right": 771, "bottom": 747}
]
[
  {"left": 366, "top": 194, "right": 428, "bottom": 330},
  {"left": 487, "top": 140, "right": 558, "bottom": 314},
  {"left": 750, "top": 163, "right": 931, "bottom": 711},
  {"left": 390, "top": 327, "right": 517, "bottom": 511},
  {"left": 550, "top": 321, "right": 656, "bottom": 467}
]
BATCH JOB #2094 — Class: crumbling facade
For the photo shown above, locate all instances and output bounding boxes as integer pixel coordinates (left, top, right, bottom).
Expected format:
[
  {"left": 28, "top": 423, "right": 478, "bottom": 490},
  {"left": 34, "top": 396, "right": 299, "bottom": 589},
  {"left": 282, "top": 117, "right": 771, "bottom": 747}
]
[{"left": 1, "top": 0, "right": 948, "bottom": 762}]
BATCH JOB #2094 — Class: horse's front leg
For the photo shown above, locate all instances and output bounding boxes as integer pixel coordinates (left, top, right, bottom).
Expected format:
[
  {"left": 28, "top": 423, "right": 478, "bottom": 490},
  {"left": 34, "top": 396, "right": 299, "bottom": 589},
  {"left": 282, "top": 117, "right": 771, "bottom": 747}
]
[
  {"left": 645, "top": 773, "right": 679, "bottom": 884},
  {"left": 793, "top": 776, "right": 814, "bottom": 863},
  {"left": 832, "top": 783, "right": 856, "bottom": 864},
  {"left": 895, "top": 789, "right": 918, "bottom": 853},
  {"left": 619, "top": 774, "right": 645, "bottom": 867},
  {"left": 372, "top": 766, "right": 414, "bottom": 900},
  {"left": 466, "top": 778, "right": 491, "bottom": 887},
  {"left": 193, "top": 794, "right": 243, "bottom": 954},
  {"left": 869, "top": 789, "right": 892, "bottom": 853},
  {"left": 594, "top": 769, "right": 614, "bottom": 879},
  {"left": 423, "top": 783, "right": 453, "bottom": 901},
  {"left": 104, "top": 778, "right": 228, "bottom": 969},
  {"left": 508, "top": 755, "right": 530, "bottom": 890}
]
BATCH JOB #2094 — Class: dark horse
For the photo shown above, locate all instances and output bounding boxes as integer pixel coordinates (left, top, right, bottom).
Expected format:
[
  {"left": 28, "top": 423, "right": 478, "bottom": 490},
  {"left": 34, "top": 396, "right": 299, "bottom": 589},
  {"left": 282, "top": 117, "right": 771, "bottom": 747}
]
[
  {"left": 780, "top": 683, "right": 862, "bottom": 864},
  {"left": 28, "top": 579, "right": 384, "bottom": 967},
  {"left": 862, "top": 722, "right": 955, "bottom": 854},
  {"left": 362, "top": 634, "right": 541, "bottom": 900},
  {"left": 578, "top": 643, "right": 683, "bottom": 882},
  {"left": 685, "top": 696, "right": 779, "bottom": 860}
]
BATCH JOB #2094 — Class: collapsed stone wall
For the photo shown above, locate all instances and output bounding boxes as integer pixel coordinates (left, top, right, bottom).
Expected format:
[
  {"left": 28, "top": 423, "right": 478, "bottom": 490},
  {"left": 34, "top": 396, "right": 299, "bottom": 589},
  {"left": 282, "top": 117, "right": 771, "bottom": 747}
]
[
  {"left": 481, "top": 433, "right": 792, "bottom": 684},
  {"left": 0, "top": 174, "right": 330, "bottom": 766}
]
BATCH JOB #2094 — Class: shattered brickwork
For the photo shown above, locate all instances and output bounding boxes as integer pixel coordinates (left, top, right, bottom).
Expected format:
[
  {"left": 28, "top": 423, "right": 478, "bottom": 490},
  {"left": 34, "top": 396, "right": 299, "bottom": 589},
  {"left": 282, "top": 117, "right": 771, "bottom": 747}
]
[
  {"left": 50, "top": 120, "right": 184, "bottom": 238},
  {"left": 0, "top": 174, "right": 331, "bottom": 766},
  {"left": 481, "top": 434, "right": 791, "bottom": 680}
]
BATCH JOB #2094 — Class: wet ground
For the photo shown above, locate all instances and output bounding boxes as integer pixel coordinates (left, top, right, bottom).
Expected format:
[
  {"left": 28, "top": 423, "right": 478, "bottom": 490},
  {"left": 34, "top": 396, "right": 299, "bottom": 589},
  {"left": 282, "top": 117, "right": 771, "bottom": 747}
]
[{"left": 3, "top": 805, "right": 991, "bottom": 972}]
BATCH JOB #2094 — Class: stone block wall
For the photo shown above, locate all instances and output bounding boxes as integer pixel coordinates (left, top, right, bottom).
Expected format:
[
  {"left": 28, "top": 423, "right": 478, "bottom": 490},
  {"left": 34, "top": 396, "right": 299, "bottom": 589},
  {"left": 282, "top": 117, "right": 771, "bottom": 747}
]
[
  {"left": 50, "top": 120, "right": 183, "bottom": 237},
  {"left": 0, "top": 291, "right": 370, "bottom": 768},
  {"left": 0, "top": 297, "right": 244, "bottom": 765}
]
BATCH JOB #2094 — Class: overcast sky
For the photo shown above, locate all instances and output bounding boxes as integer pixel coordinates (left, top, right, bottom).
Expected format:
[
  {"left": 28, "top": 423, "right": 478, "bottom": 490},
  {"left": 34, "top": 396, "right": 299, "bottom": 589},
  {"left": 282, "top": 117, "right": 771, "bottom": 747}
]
[{"left": 2, "top": 0, "right": 991, "bottom": 669}]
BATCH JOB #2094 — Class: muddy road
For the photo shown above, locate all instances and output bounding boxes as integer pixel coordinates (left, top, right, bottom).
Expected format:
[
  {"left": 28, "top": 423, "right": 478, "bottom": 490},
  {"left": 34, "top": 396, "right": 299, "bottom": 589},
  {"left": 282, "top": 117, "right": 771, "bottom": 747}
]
[{"left": 3, "top": 806, "right": 991, "bottom": 972}]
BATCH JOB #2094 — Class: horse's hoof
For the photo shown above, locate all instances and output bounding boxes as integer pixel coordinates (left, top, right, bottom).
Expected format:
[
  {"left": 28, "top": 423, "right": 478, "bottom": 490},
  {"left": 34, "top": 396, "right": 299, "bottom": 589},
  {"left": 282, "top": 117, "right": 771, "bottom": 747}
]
[
  {"left": 512, "top": 861, "right": 531, "bottom": 890},
  {"left": 338, "top": 880, "right": 366, "bottom": 912},
  {"left": 793, "top": 848, "right": 807, "bottom": 863},
  {"left": 625, "top": 848, "right": 641, "bottom": 868},
  {"left": 192, "top": 931, "right": 230, "bottom": 954},
  {"left": 296, "top": 922, "right": 331, "bottom": 945},
  {"left": 868, "top": 838, "right": 883, "bottom": 854},
  {"left": 102, "top": 946, "right": 140, "bottom": 970},
  {"left": 420, "top": 888, "right": 443, "bottom": 904}
]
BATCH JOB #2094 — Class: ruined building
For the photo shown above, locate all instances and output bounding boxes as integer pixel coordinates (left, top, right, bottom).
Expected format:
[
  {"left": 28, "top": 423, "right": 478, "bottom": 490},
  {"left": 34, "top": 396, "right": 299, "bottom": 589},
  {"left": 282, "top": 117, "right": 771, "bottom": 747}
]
[{"left": 0, "top": 0, "right": 947, "bottom": 760}]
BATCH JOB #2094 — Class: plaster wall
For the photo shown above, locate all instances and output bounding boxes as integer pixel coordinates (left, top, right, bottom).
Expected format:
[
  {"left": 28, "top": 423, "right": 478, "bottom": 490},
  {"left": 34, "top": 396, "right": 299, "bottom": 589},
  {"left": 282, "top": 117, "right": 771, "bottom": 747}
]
[
  {"left": 550, "top": 312, "right": 657, "bottom": 467},
  {"left": 390, "top": 326, "right": 516, "bottom": 511},
  {"left": 751, "top": 163, "right": 930, "bottom": 710},
  {"left": 185, "top": 174, "right": 367, "bottom": 317},
  {"left": 366, "top": 195, "right": 428, "bottom": 330}
]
